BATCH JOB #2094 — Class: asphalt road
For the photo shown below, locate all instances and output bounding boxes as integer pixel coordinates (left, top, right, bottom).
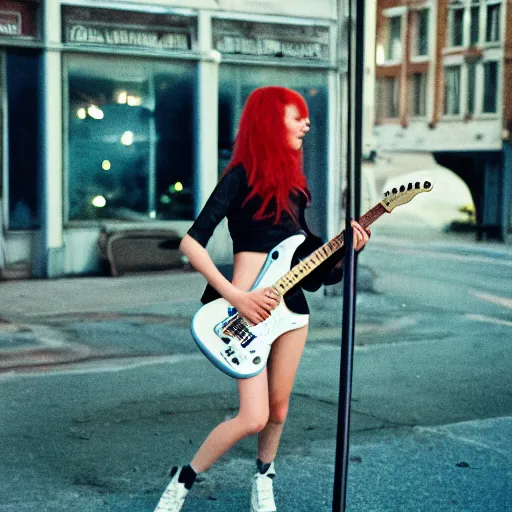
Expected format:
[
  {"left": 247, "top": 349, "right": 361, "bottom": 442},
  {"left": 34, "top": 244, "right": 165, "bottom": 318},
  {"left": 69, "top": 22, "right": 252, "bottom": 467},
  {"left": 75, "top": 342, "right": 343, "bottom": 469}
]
[{"left": 0, "top": 234, "right": 511, "bottom": 511}]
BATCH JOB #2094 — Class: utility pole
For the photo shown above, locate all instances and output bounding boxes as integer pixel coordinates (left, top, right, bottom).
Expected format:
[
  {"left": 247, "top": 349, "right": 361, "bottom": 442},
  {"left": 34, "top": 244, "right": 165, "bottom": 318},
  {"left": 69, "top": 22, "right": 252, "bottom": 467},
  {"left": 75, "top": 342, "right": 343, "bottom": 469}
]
[{"left": 332, "top": 0, "right": 365, "bottom": 509}]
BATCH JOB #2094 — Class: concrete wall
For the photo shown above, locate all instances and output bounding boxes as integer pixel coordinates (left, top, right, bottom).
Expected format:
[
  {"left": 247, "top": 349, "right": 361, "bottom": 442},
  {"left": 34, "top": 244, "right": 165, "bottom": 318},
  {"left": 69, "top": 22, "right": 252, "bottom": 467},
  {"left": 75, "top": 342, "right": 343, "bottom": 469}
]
[{"left": 374, "top": 118, "right": 504, "bottom": 152}]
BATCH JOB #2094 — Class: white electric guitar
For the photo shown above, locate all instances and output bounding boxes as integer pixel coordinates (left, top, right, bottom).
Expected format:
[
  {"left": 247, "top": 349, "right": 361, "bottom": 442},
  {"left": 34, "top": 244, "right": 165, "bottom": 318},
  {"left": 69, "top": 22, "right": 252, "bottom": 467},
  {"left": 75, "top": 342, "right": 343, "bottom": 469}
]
[{"left": 191, "top": 180, "right": 433, "bottom": 378}]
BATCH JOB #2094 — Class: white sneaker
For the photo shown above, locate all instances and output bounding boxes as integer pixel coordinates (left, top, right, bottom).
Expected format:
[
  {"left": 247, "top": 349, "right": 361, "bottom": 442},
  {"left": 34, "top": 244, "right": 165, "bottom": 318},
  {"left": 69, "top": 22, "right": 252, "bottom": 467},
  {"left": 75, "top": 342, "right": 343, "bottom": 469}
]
[
  {"left": 250, "top": 462, "right": 276, "bottom": 512},
  {"left": 154, "top": 467, "right": 189, "bottom": 512}
]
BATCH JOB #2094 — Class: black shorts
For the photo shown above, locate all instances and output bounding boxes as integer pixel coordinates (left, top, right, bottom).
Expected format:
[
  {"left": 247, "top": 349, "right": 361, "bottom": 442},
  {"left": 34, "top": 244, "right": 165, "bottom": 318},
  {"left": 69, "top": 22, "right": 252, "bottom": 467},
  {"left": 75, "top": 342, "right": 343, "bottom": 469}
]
[{"left": 283, "top": 285, "right": 310, "bottom": 315}]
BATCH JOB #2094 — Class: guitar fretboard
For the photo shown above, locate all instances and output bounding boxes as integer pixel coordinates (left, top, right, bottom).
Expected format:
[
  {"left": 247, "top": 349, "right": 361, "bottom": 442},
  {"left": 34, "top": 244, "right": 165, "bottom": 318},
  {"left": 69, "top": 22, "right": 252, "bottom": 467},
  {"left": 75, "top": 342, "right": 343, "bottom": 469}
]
[{"left": 273, "top": 202, "right": 387, "bottom": 296}]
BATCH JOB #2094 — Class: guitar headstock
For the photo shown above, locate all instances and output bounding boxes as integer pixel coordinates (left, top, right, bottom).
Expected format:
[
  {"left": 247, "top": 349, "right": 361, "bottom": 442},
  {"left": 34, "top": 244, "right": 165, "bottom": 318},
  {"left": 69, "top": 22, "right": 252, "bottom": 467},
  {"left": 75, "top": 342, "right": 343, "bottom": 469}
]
[{"left": 381, "top": 180, "right": 433, "bottom": 213}]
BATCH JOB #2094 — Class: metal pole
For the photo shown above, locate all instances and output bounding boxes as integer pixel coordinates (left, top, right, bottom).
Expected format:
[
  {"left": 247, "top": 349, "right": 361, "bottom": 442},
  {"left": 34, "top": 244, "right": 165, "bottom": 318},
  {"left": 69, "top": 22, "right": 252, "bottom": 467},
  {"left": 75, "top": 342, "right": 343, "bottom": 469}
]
[{"left": 332, "top": 0, "right": 365, "bottom": 508}]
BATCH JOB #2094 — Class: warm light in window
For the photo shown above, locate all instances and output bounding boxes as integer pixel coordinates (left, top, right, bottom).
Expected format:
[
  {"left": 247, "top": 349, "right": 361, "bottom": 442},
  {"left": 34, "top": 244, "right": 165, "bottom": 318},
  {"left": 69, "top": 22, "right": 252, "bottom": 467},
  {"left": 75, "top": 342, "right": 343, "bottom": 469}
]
[
  {"left": 127, "top": 95, "right": 142, "bottom": 106},
  {"left": 174, "top": 182, "right": 183, "bottom": 192},
  {"left": 87, "top": 105, "right": 104, "bottom": 120},
  {"left": 117, "top": 91, "right": 127, "bottom": 104},
  {"left": 92, "top": 196, "right": 106, "bottom": 208},
  {"left": 77, "top": 108, "right": 86, "bottom": 119},
  {"left": 102, "top": 160, "right": 111, "bottom": 171},
  {"left": 376, "top": 44, "right": 385, "bottom": 65},
  {"left": 121, "top": 131, "right": 134, "bottom": 146}
]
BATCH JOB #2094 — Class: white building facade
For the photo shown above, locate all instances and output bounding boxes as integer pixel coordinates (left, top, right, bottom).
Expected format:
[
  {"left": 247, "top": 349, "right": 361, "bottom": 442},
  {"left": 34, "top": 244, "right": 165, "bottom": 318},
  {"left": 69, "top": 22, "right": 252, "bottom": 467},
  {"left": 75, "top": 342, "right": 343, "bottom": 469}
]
[{"left": 0, "top": 0, "right": 349, "bottom": 278}]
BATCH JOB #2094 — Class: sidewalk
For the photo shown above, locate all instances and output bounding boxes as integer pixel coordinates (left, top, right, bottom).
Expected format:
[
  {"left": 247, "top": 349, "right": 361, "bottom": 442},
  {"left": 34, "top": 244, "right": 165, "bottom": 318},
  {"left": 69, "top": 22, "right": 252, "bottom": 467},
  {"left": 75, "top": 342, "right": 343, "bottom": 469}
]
[{"left": 1, "top": 234, "right": 511, "bottom": 374}]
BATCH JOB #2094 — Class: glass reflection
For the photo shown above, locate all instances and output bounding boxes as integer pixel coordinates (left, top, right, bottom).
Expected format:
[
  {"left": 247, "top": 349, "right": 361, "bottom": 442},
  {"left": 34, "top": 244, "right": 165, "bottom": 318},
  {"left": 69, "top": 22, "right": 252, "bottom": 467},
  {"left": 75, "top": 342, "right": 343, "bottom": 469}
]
[{"left": 67, "top": 56, "right": 196, "bottom": 222}]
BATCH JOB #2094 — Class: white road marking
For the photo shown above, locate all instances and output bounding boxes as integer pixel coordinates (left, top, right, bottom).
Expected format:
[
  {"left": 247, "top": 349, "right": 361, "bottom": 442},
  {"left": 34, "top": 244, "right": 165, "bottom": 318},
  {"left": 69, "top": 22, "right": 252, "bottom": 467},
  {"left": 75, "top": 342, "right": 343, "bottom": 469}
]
[
  {"left": 464, "top": 314, "right": 512, "bottom": 327},
  {"left": 0, "top": 353, "right": 205, "bottom": 380},
  {"left": 371, "top": 244, "right": 512, "bottom": 267},
  {"left": 469, "top": 289, "right": 512, "bottom": 310}
]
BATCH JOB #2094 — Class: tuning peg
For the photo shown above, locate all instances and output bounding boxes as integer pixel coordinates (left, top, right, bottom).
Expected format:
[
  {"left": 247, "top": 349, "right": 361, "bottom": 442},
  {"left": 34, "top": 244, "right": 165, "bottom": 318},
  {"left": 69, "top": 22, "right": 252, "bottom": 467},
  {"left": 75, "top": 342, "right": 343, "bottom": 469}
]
[
  {"left": 392, "top": 188, "right": 398, "bottom": 194},
  {"left": 424, "top": 181, "right": 431, "bottom": 188},
  {"left": 415, "top": 182, "right": 420, "bottom": 189},
  {"left": 399, "top": 185, "right": 405, "bottom": 192},
  {"left": 384, "top": 191, "right": 390, "bottom": 197},
  {"left": 407, "top": 183, "right": 413, "bottom": 190}
]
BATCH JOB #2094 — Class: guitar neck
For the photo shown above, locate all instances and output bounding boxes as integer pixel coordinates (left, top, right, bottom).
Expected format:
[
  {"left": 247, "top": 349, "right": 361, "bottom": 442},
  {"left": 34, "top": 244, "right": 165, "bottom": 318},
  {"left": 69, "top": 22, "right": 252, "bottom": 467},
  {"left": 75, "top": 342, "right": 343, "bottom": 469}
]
[{"left": 273, "top": 202, "right": 388, "bottom": 296}]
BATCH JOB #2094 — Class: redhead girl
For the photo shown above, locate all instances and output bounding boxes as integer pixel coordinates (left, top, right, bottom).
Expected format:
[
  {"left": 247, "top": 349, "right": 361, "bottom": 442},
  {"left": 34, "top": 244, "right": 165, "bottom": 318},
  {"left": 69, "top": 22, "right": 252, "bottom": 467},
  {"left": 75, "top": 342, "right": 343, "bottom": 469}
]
[{"left": 153, "top": 86, "right": 370, "bottom": 512}]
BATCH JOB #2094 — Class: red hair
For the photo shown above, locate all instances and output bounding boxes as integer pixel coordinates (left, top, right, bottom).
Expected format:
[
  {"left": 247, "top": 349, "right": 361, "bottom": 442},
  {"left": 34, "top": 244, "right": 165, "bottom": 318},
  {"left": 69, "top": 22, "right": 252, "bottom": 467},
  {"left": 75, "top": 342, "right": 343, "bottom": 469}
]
[{"left": 223, "top": 86, "right": 310, "bottom": 223}]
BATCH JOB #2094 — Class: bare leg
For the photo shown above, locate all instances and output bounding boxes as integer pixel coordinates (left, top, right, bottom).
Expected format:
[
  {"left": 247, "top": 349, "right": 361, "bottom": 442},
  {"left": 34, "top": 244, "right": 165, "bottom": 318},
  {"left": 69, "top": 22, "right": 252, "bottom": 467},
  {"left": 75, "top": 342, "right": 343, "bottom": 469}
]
[
  {"left": 257, "top": 325, "right": 309, "bottom": 463},
  {"left": 190, "top": 368, "right": 270, "bottom": 473}
]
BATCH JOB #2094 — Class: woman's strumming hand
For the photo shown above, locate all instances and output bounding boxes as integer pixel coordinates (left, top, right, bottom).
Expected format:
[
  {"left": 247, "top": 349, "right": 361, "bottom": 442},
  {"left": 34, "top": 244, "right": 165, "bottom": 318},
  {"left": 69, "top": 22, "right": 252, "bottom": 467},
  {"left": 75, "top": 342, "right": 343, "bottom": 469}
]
[{"left": 230, "top": 286, "right": 281, "bottom": 325}]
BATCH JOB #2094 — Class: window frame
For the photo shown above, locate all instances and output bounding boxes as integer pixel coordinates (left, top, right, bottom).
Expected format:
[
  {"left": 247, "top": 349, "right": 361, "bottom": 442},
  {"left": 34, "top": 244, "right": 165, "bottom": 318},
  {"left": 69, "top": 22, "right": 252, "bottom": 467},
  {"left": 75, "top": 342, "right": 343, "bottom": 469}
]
[
  {"left": 407, "top": 72, "right": 428, "bottom": 118},
  {"left": 484, "top": 0, "right": 502, "bottom": 45},
  {"left": 444, "top": 0, "right": 503, "bottom": 49},
  {"left": 469, "top": 0, "right": 481, "bottom": 46},
  {"left": 375, "top": 75, "right": 401, "bottom": 121},
  {"left": 447, "top": 0, "right": 465, "bottom": 49},
  {"left": 409, "top": 7, "right": 431, "bottom": 62},
  {"left": 465, "top": 60, "right": 478, "bottom": 115},
  {"left": 443, "top": 64, "right": 463, "bottom": 117},
  {"left": 379, "top": 7, "right": 407, "bottom": 66},
  {"left": 481, "top": 59, "right": 500, "bottom": 114},
  {"left": 62, "top": 52, "right": 199, "bottom": 225},
  {"left": 442, "top": 52, "right": 501, "bottom": 120}
]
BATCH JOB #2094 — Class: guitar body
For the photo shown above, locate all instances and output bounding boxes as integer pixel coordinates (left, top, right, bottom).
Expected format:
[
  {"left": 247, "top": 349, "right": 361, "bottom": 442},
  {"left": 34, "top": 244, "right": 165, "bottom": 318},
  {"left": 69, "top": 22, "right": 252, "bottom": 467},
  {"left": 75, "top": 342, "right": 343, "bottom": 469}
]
[{"left": 191, "top": 233, "right": 310, "bottom": 379}]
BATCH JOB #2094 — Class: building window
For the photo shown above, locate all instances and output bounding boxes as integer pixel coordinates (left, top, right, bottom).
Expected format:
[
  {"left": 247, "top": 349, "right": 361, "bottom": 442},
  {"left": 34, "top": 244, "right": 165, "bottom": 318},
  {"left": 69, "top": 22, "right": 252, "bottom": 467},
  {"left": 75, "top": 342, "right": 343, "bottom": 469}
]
[
  {"left": 66, "top": 55, "right": 196, "bottom": 222},
  {"left": 469, "top": 1, "right": 481, "bottom": 45},
  {"left": 376, "top": 77, "right": 400, "bottom": 119},
  {"left": 482, "top": 61, "right": 498, "bottom": 112},
  {"left": 444, "top": 66, "right": 461, "bottom": 115},
  {"left": 385, "top": 16, "right": 403, "bottom": 61},
  {"left": 7, "top": 51, "right": 41, "bottom": 230},
  {"left": 408, "top": 73, "right": 427, "bottom": 117},
  {"left": 410, "top": 9, "right": 429, "bottom": 57},
  {"left": 466, "top": 62, "right": 477, "bottom": 114},
  {"left": 218, "top": 65, "right": 329, "bottom": 238},
  {"left": 485, "top": 1, "right": 501, "bottom": 42},
  {"left": 448, "top": 1, "right": 465, "bottom": 47}
]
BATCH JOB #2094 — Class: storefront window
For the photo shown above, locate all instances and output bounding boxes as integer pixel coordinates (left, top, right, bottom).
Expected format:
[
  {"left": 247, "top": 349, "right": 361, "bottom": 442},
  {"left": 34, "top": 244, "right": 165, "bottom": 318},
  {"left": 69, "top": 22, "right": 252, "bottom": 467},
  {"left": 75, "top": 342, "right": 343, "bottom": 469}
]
[
  {"left": 66, "top": 55, "right": 196, "bottom": 222},
  {"left": 7, "top": 51, "right": 40, "bottom": 230},
  {"left": 218, "top": 65, "right": 329, "bottom": 239}
]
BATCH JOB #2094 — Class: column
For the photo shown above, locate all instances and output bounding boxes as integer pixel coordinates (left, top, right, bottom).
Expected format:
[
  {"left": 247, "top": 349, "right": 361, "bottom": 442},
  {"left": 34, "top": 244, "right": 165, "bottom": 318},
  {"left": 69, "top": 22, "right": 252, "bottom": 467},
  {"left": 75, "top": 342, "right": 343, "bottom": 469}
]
[
  {"left": 36, "top": 0, "right": 63, "bottom": 277},
  {"left": 196, "top": 11, "right": 220, "bottom": 215}
]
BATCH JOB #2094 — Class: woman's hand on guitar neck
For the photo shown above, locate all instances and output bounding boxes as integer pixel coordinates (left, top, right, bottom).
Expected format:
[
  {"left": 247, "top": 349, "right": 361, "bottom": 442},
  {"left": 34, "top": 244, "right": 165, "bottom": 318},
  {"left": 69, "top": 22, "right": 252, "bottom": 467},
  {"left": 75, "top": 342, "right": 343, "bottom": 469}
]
[
  {"left": 228, "top": 287, "right": 281, "bottom": 325},
  {"left": 352, "top": 220, "right": 371, "bottom": 252}
]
